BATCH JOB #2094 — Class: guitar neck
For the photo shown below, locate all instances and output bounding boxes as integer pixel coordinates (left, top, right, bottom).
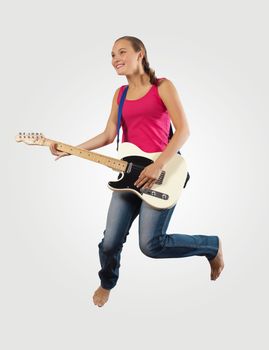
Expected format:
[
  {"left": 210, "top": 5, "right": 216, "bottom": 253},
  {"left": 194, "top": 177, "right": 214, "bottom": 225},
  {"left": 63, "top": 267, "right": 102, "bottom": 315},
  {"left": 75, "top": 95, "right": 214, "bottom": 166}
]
[{"left": 44, "top": 138, "right": 128, "bottom": 172}]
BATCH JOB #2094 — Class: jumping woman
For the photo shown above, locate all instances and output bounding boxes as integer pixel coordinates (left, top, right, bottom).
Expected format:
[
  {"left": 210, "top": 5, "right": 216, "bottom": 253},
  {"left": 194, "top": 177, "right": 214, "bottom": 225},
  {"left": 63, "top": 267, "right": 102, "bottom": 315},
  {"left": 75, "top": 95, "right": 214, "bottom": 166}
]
[{"left": 49, "top": 36, "right": 224, "bottom": 307}]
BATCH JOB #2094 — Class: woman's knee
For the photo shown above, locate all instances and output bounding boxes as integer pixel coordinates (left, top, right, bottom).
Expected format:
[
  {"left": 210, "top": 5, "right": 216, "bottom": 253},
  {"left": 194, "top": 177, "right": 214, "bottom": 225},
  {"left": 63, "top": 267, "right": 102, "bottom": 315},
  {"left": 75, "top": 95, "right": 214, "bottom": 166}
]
[
  {"left": 98, "top": 231, "right": 124, "bottom": 255},
  {"left": 139, "top": 237, "right": 163, "bottom": 258},
  {"left": 99, "top": 239, "right": 122, "bottom": 255}
]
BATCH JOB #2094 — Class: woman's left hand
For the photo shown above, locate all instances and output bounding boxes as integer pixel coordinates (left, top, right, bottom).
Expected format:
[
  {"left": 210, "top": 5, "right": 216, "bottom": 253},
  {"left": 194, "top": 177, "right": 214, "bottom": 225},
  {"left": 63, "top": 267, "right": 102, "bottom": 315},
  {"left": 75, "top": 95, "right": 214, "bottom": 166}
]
[{"left": 134, "top": 162, "right": 163, "bottom": 189}]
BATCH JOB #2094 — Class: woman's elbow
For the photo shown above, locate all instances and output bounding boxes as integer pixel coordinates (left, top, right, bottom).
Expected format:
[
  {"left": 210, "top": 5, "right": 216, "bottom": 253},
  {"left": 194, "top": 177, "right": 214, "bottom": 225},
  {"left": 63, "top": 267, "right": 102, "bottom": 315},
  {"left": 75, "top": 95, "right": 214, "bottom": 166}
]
[
  {"left": 104, "top": 131, "right": 116, "bottom": 144},
  {"left": 183, "top": 124, "right": 190, "bottom": 137},
  {"left": 175, "top": 126, "right": 190, "bottom": 137}
]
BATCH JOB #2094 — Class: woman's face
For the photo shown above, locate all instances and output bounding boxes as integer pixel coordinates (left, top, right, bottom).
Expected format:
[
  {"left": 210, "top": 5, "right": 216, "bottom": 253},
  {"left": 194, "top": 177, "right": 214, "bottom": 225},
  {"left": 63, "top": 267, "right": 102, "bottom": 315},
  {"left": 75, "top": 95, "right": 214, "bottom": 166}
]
[{"left": 111, "top": 39, "right": 143, "bottom": 75}]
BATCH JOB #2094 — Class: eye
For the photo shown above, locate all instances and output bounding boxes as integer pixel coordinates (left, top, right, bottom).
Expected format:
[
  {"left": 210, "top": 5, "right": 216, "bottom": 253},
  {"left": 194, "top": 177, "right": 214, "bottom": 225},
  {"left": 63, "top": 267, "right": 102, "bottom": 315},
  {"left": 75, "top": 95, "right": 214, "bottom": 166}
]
[{"left": 111, "top": 51, "right": 126, "bottom": 58}]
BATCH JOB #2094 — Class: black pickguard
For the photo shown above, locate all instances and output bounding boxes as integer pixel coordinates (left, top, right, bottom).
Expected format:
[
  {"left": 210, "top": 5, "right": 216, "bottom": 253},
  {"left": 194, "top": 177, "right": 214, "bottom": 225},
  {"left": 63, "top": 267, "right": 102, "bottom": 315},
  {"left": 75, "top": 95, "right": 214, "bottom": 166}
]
[{"left": 108, "top": 155, "right": 153, "bottom": 193}]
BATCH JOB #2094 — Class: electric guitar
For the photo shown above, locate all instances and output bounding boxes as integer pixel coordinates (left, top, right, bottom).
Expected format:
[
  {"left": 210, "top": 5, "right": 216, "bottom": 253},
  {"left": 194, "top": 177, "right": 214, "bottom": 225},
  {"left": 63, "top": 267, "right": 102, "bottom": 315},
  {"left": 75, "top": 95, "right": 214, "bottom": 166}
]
[{"left": 15, "top": 132, "right": 188, "bottom": 209}]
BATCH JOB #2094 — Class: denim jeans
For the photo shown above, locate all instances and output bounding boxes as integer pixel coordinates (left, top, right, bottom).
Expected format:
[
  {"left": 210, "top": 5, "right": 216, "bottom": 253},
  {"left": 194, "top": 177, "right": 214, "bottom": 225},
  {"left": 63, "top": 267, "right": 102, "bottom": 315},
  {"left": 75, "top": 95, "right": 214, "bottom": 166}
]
[{"left": 98, "top": 191, "right": 219, "bottom": 290}]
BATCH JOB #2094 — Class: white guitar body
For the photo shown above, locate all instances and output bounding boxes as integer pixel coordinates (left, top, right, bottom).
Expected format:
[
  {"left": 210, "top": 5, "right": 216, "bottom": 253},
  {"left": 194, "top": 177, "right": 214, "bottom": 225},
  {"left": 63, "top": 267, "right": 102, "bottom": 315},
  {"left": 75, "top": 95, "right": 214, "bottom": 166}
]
[{"left": 107, "top": 142, "right": 188, "bottom": 209}]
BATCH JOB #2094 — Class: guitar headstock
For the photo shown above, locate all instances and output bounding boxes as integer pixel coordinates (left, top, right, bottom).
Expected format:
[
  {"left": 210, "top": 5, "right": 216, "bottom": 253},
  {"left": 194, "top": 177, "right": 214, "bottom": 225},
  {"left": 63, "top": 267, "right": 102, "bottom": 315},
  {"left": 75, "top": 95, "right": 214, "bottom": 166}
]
[{"left": 15, "top": 132, "right": 46, "bottom": 145}]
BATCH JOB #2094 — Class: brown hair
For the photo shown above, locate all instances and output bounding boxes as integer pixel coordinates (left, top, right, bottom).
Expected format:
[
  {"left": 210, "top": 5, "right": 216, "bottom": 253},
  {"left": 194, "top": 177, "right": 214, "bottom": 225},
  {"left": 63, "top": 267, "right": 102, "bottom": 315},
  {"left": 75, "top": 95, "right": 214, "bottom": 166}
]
[{"left": 115, "top": 35, "right": 159, "bottom": 85}]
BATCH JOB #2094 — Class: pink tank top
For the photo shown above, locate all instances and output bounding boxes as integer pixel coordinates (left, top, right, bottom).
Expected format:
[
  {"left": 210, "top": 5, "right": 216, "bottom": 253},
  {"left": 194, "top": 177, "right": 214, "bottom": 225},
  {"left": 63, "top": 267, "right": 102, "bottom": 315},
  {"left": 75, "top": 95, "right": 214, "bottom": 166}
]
[{"left": 117, "top": 77, "right": 171, "bottom": 152}]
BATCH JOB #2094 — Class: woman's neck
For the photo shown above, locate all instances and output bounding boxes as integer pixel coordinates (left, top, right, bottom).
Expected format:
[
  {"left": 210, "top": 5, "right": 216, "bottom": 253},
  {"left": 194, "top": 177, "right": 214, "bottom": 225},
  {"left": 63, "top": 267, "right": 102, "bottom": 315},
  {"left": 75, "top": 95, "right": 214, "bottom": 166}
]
[{"left": 126, "top": 74, "right": 151, "bottom": 90}]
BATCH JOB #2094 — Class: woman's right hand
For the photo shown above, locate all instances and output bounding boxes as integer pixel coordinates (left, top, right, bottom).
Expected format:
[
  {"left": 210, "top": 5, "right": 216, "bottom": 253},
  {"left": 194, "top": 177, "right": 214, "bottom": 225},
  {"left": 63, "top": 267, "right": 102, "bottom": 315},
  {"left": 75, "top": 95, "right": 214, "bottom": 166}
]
[{"left": 49, "top": 143, "right": 70, "bottom": 161}]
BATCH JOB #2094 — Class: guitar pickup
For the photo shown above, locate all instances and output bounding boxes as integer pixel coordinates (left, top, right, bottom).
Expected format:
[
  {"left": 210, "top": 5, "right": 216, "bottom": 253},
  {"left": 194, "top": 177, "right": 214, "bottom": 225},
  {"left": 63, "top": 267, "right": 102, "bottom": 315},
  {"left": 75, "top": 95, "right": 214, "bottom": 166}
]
[
  {"left": 126, "top": 162, "right": 133, "bottom": 173},
  {"left": 141, "top": 188, "right": 169, "bottom": 200},
  {"left": 155, "top": 170, "right": 165, "bottom": 185}
]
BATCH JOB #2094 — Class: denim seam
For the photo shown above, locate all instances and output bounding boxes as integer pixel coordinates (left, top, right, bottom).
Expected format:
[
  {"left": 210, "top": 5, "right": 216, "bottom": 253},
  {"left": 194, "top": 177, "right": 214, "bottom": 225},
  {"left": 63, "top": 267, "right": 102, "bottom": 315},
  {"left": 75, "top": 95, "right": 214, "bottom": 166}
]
[{"left": 199, "top": 245, "right": 217, "bottom": 250}]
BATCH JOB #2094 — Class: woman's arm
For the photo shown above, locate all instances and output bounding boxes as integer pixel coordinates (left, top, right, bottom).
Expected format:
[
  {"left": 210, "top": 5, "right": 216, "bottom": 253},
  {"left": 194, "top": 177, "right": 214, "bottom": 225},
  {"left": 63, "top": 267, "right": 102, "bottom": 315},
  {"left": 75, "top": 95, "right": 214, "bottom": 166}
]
[
  {"left": 75, "top": 131, "right": 110, "bottom": 150},
  {"left": 154, "top": 79, "right": 190, "bottom": 168},
  {"left": 76, "top": 87, "right": 120, "bottom": 150}
]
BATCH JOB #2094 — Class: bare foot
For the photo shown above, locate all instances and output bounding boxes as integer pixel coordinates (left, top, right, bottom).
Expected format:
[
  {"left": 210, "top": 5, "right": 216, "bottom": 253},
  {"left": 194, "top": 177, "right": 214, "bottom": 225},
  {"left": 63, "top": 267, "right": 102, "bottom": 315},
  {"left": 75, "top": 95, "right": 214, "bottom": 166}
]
[
  {"left": 92, "top": 286, "right": 111, "bottom": 307},
  {"left": 208, "top": 237, "right": 224, "bottom": 281}
]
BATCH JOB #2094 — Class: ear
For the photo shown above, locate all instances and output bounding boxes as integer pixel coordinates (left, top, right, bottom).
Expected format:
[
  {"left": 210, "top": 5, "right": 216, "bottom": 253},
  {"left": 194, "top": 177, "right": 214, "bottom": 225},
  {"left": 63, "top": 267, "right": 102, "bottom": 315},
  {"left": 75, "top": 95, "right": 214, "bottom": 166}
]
[{"left": 138, "top": 50, "right": 144, "bottom": 60}]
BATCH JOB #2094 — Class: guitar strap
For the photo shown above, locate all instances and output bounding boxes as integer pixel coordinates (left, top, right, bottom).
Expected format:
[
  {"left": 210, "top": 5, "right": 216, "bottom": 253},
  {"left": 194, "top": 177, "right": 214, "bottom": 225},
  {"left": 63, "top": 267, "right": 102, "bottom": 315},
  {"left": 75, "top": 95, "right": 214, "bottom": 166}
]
[
  {"left": 116, "top": 85, "right": 129, "bottom": 151},
  {"left": 116, "top": 84, "right": 190, "bottom": 188}
]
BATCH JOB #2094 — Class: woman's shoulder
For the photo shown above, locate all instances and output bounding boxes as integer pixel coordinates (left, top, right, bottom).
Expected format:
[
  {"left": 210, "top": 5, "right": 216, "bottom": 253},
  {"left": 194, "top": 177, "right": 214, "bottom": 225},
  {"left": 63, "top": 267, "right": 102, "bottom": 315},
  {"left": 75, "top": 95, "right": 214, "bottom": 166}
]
[
  {"left": 156, "top": 77, "right": 176, "bottom": 93},
  {"left": 116, "top": 84, "right": 128, "bottom": 105},
  {"left": 156, "top": 78, "right": 178, "bottom": 106},
  {"left": 156, "top": 77, "right": 171, "bottom": 86},
  {"left": 117, "top": 84, "right": 128, "bottom": 94}
]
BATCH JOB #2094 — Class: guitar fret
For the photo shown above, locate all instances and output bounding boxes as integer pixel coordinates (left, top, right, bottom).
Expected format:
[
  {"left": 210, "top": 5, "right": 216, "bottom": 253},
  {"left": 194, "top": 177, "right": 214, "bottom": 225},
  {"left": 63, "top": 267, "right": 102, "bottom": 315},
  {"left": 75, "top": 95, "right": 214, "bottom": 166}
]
[{"left": 55, "top": 141, "right": 128, "bottom": 172}]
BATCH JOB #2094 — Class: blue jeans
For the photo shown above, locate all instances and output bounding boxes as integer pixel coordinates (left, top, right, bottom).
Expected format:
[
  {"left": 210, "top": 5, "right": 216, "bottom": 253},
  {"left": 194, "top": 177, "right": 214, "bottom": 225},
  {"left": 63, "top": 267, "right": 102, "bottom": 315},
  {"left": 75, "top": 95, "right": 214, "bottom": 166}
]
[{"left": 98, "top": 191, "right": 219, "bottom": 290}]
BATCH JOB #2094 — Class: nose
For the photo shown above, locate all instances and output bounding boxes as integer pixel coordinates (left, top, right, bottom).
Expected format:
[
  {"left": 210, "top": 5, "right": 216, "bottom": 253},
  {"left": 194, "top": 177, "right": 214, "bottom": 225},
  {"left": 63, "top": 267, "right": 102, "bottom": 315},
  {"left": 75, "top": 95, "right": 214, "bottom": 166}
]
[{"left": 112, "top": 54, "right": 121, "bottom": 63}]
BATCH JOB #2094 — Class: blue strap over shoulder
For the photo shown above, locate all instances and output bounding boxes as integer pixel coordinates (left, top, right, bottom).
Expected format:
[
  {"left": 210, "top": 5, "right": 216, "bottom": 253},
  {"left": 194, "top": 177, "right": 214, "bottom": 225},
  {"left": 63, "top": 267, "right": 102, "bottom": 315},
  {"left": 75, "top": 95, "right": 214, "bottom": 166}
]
[
  {"left": 116, "top": 84, "right": 177, "bottom": 154},
  {"left": 116, "top": 85, "right": 129, "bottom": 151}
]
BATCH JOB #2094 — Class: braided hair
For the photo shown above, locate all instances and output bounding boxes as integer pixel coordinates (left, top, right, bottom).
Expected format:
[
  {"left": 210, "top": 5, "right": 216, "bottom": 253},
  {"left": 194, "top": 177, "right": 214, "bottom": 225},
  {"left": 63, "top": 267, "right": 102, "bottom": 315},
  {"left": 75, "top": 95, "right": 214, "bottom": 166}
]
[{"left": 114, "top": 35, "right": 159, "bottom": 85}]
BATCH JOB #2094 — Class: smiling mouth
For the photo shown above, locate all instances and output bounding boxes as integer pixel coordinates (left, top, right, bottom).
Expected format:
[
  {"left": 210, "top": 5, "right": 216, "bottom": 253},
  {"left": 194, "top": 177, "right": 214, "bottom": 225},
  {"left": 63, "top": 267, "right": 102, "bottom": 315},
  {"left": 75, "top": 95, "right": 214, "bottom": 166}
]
[{"left": 116, "top": 64, "right": 125, "bottom": 69}]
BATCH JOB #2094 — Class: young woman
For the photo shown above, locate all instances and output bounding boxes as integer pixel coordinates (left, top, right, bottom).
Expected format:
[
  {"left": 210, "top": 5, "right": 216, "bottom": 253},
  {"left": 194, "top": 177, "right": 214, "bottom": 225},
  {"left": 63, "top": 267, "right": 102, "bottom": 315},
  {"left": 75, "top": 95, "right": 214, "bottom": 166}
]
[{"left": 49, "top": 36, "right": 224, "bottom": 307}]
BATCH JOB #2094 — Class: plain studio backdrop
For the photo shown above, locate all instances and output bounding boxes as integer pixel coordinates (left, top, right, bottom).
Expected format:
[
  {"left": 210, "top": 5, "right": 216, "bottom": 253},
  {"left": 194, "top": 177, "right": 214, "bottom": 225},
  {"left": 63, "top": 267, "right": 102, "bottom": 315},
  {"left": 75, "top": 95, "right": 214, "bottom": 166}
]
[{"left": 1, "top": 0, "right": 268, "bottom": 349}]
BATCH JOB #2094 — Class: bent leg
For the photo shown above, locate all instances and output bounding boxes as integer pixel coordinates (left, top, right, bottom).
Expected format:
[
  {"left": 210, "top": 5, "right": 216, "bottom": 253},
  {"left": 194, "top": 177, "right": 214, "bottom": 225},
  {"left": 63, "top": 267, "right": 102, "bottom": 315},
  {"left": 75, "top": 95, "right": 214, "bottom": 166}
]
[
  {"left": 98, "top": 191, "right": 141, "bottom": 290},
  {"left": 138, "top": 202, "right": 219, "bottom": 260}
]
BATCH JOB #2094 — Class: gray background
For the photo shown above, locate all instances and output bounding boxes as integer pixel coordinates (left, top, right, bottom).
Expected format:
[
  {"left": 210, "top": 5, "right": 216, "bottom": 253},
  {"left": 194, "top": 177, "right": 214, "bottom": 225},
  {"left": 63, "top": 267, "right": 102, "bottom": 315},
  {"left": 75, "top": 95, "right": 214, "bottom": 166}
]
[{"left": 1, "top": 0, "right": 268, "bottom": 349}]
